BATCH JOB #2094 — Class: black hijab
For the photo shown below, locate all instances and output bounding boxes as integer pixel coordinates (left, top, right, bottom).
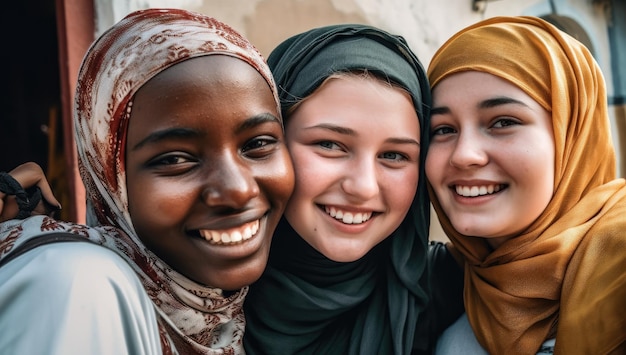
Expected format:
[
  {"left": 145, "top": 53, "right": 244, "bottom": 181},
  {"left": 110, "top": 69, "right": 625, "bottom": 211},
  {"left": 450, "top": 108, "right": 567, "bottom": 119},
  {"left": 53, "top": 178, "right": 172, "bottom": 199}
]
[{"left": 244, "top": 24, "right": 432, "bottom": 355}]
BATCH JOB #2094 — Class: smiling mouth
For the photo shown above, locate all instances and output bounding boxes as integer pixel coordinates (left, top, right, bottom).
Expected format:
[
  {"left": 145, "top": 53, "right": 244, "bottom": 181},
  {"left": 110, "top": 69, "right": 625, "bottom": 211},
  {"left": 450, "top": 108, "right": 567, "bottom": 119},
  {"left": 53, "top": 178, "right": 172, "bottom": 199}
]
[
  {"left": 198, "top": 219, "right": 260, "bottom": 245},
  {"left": 323, "top": 206, "right": 373, "bottom": 225},
  {"left": 454, "top": 184, "right": 507, "bottom": 197}
]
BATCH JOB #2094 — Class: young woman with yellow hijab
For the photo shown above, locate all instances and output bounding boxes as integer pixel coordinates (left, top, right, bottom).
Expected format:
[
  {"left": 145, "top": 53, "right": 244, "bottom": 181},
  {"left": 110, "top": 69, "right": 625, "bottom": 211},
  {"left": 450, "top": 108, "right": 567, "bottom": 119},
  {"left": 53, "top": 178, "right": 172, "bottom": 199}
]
[{"left": 427, "top": 16, "right": 626, "bottom": 354}]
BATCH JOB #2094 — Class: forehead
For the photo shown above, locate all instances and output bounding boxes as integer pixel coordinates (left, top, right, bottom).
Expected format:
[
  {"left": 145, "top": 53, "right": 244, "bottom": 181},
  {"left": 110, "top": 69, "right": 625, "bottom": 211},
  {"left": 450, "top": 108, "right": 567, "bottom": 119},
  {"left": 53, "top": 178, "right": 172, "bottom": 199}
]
[
  {"left": 127, "top": 55, "right": 279, "bottom": 138},
  {"left": 433, "top": 71, "right": 529, "bottom": 104},
  {"left": 289, "top": 75, "right": 419, "bottom": 135},
  {"left": 141, "top": 55, "right": 268, "bottom": 92}
]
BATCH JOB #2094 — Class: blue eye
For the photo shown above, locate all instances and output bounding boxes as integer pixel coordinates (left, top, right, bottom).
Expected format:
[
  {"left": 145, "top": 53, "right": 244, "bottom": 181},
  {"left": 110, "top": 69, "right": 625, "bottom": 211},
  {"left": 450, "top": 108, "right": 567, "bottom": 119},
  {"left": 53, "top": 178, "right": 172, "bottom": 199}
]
[
  {"left": 317, "top": 141, "right": 342, "bottom": 150},
  {"left": 380, "top": 152, "right": 407, "bottom": 161}
]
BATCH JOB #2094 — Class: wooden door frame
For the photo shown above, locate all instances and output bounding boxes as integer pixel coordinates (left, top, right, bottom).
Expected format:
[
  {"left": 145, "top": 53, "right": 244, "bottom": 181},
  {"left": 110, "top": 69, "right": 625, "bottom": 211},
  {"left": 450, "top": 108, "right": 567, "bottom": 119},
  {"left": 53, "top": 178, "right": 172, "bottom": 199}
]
[{"left": 55, "top": 0, "right": 94, "bottom": 223}]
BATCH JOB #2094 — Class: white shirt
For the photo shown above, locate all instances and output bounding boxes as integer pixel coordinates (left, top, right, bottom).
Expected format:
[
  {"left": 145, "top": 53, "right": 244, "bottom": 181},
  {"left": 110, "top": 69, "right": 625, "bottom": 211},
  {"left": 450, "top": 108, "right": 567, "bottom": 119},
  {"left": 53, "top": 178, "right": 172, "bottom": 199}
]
[
  {"left": 436, "top": 313, "right": 555, "bottom": 355},
  {"left": 0, "top": 242, "right": 162, "bottom": 355}
]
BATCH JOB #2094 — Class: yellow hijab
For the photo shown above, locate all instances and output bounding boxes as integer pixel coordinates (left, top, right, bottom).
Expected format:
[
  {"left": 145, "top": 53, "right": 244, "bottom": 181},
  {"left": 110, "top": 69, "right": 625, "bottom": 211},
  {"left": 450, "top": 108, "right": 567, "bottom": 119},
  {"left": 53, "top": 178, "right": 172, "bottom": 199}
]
[{"left": 428, "top": 16, "right": 626, "bottom": 354}]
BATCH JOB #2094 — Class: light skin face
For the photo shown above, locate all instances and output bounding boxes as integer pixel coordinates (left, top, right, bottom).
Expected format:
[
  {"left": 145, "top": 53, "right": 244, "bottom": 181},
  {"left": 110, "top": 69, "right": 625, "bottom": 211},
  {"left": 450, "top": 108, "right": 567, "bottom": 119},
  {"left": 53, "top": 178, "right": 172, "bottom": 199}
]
[
  {"left": 125, "top": 55, "right": 294, "bottom": 291},
  {"left": 284, "top": 75, "right": 420, "bottom": 262},
  {"left": 426, "top": 71, "right": 555, "bottom": 248}
]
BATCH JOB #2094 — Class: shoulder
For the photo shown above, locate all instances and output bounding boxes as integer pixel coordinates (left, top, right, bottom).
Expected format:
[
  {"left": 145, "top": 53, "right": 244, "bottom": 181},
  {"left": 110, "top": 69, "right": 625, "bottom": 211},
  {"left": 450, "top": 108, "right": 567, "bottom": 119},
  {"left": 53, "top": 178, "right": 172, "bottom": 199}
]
[
  {"left": 0, "top": 242, "right": 162, "bottom": 354},
  {"left": 2, "top": 240, "right": 137, "bottom": 285},
  {"left": 426, "top": 241, "right": 465, "bottom": 341},
  {"left": 435, "top": 313, "right": 488, "bottom": 355},
  {"left": 428, "top": 241, "right": 464, "bottom": 295},
  {"left": 557, "top": 196, "right": 626, "bottom": 353}
]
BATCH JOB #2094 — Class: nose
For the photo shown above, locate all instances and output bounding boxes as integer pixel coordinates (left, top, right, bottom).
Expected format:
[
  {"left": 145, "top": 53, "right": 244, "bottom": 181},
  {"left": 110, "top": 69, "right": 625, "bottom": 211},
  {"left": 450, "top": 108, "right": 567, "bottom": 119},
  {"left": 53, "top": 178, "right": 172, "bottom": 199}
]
[
  {"left": 202, "top": 155, "right": 260, "bottom": 209},
  {"left": 340, "top": 156, "right": 379, "bottom": 201},
  {"left": 448, "top": 130, "right": 489, "bottom": 168}
]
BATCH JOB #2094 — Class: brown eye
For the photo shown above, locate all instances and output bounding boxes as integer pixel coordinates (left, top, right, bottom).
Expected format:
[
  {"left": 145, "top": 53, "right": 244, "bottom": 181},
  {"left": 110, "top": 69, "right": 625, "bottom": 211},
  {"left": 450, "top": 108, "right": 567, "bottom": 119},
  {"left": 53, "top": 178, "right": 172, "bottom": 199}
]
[
  {"left": 242, "top": 136, "right": 279, "bottom": 157},
  {"left": 431, "top": 126, "right": 455, "bottom": 137},
  {"left": 492, "top": 118, "right": 519, "bottom": 128},
  {"left": 149, "top": 154, "right": 192, "bottom": 166}
]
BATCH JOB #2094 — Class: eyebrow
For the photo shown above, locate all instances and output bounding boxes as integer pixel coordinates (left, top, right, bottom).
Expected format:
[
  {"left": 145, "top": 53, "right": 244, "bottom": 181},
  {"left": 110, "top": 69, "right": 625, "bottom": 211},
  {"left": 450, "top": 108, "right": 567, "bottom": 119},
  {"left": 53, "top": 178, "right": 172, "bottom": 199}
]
[
  {"left": 236, "top": 112, "right": 282, "bottom": 134},
  {"left": 131, "top": 127, "right": 200, "bottom": 151},
  {"left": 131, "top": 112, "right": 281, "bottom": 151},
  {"left": 431, "top": 96, "right": 530, "bottom": 116},
  {"left": 304, "top": 123, "right": 419, "bottom": 146},
  {"left": 478, "top": 96, "right": 530, "bottom": 109},
  {"left": 304, "top": 123, "right": 355, "bottom": 135}
]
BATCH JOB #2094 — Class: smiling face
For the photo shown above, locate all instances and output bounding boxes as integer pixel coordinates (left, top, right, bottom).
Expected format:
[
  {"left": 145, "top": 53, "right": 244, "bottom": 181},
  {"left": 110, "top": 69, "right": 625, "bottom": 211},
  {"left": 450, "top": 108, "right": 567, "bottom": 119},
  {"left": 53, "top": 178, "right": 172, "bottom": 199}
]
[
  {"left": 426, "top": 71, "right": 555, "bottom": 248},
  {"left": 283, "top": 74, "right": 420, "bottom": 262},
  {"left": 125, "top": 55, "right": 294, "bottom": 290}
]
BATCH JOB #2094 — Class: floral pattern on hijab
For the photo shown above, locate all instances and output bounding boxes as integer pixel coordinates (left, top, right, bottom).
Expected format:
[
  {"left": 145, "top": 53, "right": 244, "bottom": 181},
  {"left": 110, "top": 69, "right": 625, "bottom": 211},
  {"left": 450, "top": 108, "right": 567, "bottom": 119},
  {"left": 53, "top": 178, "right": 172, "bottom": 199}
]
[{"left": 0, "top": 8, "right": 279, "bottom": 355}]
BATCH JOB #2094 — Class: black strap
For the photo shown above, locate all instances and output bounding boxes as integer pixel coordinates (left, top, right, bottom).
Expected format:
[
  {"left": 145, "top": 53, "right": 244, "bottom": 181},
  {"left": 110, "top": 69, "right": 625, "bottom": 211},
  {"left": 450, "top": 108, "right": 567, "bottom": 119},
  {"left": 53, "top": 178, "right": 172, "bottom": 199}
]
[
  {"left": 0, "top": 232, "right": 94, "bottom": 268},
  {"left": 0, "top": 172, "right": 43, "bottom": 219}
]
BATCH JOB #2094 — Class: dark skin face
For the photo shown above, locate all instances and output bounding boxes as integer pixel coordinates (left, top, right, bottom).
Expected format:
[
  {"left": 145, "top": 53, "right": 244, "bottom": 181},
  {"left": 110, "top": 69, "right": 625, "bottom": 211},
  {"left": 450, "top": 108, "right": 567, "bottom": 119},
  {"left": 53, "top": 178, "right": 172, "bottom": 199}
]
[{"left": 125, "top": 55, "right": 294, "bottom": 291}]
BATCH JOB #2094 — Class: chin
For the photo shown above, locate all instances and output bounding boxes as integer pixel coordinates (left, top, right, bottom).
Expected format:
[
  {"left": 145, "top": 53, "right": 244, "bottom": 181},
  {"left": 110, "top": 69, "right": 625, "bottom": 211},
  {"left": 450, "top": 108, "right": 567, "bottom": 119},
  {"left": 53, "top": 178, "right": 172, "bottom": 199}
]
[
  {"left": 319, "top": 246, "right": 369, "bottom": 263},
  {"left": 211, "top": 260, "right": 267, "bottom": 291}
]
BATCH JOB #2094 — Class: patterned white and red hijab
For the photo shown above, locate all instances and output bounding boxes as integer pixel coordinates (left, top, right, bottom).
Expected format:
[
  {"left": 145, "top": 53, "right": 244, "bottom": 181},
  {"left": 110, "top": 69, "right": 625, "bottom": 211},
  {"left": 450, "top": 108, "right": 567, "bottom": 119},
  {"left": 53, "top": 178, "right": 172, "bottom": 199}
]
[{"left": 1, "top": 8, "right": 279, "bottom": 354}]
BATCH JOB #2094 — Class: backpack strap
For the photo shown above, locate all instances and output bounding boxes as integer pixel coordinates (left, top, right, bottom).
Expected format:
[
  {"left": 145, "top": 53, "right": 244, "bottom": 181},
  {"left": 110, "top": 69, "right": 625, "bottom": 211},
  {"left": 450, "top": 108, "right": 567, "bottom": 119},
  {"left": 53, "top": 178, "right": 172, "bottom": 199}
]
[{"left": 0, "top": 232, "right": 94, "bottom": 268}]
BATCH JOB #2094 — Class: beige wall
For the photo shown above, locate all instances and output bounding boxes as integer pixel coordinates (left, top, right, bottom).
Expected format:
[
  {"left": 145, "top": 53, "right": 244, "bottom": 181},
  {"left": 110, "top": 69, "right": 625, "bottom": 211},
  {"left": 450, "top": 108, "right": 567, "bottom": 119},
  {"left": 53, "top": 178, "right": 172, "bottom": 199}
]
[{"left": 93, "top": 0, "right": 619, "bottom": 241}]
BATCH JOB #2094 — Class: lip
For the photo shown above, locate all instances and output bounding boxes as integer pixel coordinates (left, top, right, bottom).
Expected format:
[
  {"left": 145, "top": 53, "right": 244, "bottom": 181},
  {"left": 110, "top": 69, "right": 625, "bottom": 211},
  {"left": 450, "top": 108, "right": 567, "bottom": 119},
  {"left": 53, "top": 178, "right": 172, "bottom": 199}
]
[
  {"left": 198, "top": 219, "right": 261, "bottom": 245},
  {"left": 446, "top": 179, "right": 508, "bottom": 205},
  {"left": 317, "top": 204, "right": 379, "bottom": 233},
  {"left": 187, "top": 213, "right": 272, "bottom": 260},
  {"left": 188, "top": 207, "right": 269, "bottom": 241}
]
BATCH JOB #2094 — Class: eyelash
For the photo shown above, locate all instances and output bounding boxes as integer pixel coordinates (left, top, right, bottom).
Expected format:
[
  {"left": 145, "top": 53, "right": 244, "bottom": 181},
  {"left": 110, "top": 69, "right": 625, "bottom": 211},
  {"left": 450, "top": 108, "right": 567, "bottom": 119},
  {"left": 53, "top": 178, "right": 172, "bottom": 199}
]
[
  {"left": 431, "top": 126, "right": 455, "bottom": 137},
  {"left": 315, "top": 140, "right": 409, "bottom": 162},
  {"left": 145, "top": 135, "right": 279, "bottom": 170},
  {"left": 491, "top": 118, "right": 519, "bottom": 128},
  {"left": 242, "top": 136, "right": 279, "bottom": 155},
  {"left": 431, "top": 117, "right": 520, "bottom": 136},
  {"left": 316, "top": 140, "right": 342, "bottom": 150},
  {"left": 380, "top": 152, "right": 408, "bottom": 162},
  {"left": 149, "top": 154, "right": 194, "bottom": 167}
]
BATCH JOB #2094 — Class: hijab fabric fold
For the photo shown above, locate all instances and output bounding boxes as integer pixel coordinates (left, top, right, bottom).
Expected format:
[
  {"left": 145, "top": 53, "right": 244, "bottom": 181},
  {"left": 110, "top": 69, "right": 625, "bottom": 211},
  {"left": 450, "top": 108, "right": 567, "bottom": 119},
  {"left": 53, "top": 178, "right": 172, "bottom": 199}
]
[
  {"left": 428, "top": 16, "right": 626, "bottom": 354},
  {"left": 244, "top": 24, "right": 432, "bottom": 355},
  {"left": 0, "top": 8, "right": 279, "bottom": 354}
]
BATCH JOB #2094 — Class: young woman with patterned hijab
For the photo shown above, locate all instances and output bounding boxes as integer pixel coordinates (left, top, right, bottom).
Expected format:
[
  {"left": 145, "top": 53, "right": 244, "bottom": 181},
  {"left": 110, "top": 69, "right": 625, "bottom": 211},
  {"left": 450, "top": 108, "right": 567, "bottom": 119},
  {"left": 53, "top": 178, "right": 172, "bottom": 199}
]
[
  {"left": 243, "top": 24, "right": 464, "bottom": 355},
  {"left": 0, "top": 8, "right": 294, "bottom": 354},
  {"left": 427, "top": 16, "right": 626, "bottom": 354}
]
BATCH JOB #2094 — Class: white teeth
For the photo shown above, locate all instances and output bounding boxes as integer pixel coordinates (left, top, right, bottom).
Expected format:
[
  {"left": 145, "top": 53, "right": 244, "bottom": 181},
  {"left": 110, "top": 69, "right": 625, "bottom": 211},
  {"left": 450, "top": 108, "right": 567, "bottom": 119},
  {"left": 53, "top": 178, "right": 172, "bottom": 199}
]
[
  {"left": 211, "top": 231, "right": 220, "bottom": 243},
  {"left": 324, "top": 206, "right": 372, "bottom": 224},
  {"left": 243, "top": 226, "right": 252, "bottom": 240},
  {"left": 199, "top": 219, "right": 260, "bottom": 245},
  {"left": 231, "top": 231, "right": 242, "bottom": 242},
  {"left": 455, "top": 184, "right": 502, "bottom": 197}
]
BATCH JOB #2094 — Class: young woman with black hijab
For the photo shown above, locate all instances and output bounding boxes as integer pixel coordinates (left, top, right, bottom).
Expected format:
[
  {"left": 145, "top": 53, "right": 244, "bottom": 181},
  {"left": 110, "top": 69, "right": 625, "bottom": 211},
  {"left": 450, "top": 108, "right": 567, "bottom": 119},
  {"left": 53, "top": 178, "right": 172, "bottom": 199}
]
[{"left": 243, "top": 24, "right": 464, "bottom": 355}]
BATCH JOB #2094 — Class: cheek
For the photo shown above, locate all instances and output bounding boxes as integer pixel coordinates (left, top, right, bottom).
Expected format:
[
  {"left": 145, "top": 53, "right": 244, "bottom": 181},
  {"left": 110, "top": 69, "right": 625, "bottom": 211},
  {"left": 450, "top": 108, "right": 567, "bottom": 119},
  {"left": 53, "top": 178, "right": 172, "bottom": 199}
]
[
  {"left": 510, "top": 137, "right": 555, "bottom": 193},
  {"left": 385, "top": 168, "right": 419, "bottom": 211},
  {"left": 425, "top": 147, "right": 446, "bottom": 184},
  {"left": 288, "top": 148, "right": 327, "bottom": 194},
  {"left": 127, "top": 176, "right": 191, "bottom": 230},
  {"left": 526, "top": 152, "right": 555, "bottom": 212},
  {"left": 263, "top": 152, "right": 295, "bottom": 204}
]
